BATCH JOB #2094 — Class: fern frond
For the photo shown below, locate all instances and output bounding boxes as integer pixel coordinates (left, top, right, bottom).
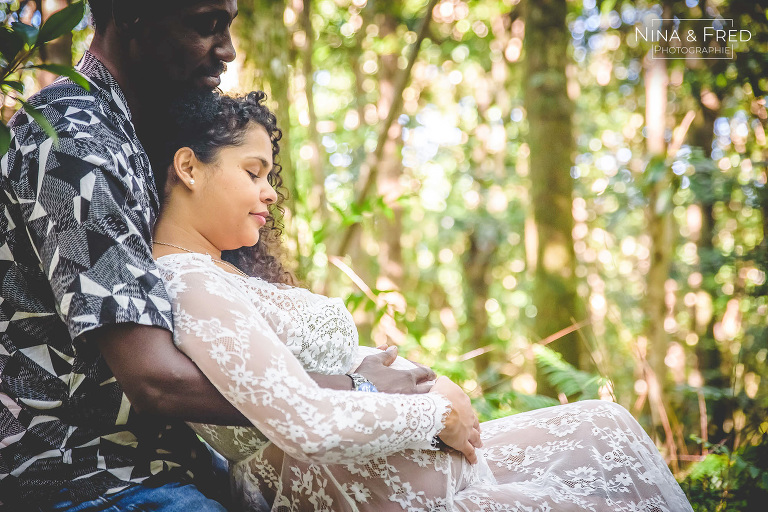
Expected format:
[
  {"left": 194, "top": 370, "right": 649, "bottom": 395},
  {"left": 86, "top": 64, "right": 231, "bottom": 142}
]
[{"left": 533, "top": 344, "right": 606, "bottom": 399}]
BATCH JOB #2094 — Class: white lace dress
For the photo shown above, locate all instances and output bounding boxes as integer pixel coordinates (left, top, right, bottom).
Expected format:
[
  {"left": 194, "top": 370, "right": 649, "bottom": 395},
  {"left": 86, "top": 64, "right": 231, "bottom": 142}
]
[{"left": 156, "top": 253, "right": 693, "bottom": 512}]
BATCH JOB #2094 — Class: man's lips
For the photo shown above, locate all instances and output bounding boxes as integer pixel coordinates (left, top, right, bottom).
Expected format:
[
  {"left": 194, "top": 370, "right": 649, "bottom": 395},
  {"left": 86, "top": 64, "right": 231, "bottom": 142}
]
[
  {"left": 200, "top": 75, "right": 222, "bottom": 88},
  {"left": 199, "top": 63, "right": 227, "bottom": 87}
]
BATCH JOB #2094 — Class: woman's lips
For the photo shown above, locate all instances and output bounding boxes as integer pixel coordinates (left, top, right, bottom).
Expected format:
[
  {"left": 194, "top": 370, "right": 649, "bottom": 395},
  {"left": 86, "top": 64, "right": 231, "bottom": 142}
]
[{"left": 251, "top": 212, "right": 268, "bottom": 226}]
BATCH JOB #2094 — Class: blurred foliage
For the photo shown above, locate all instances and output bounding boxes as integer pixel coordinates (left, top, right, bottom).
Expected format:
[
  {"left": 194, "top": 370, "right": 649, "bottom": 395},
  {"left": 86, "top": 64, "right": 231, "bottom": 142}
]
[
  {"left": 229, "top": 1, "right": 767, "bottom": 506},
  {"left": 2, "top": 0, "right": 767, "bottom": 507},
  {"left": 0, "top": 0, "right": 88, "bottom": 152},
  {"left": 681, "top": 435, "right": 768, "bottom": 511}
]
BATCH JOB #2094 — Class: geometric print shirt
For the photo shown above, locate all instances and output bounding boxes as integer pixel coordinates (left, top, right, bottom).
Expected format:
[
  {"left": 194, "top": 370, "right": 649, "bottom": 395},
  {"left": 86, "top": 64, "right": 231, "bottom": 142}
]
[{"left": 0, "top": 51, "right": 213, "bottom": 509}]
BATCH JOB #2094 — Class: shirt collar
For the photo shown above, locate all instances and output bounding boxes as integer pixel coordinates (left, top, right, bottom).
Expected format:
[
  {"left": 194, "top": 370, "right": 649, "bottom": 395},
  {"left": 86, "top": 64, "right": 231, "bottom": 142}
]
[{"left": 76, "top": 50, "right": 132, "bottom": 121}]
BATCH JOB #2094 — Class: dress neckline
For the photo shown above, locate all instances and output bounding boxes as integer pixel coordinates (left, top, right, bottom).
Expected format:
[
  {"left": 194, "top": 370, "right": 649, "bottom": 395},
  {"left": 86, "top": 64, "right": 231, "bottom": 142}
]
[{"left": 155, "top": 251, "right": 251, "bottom": 280}]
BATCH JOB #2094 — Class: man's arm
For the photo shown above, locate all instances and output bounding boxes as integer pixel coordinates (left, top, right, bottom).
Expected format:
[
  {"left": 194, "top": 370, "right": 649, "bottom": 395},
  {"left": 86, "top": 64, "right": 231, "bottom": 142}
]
[
  {"left": 96, "top": 323, "right": 436, "bottom": 427},
  {"left": 94, "top": 323, "right": 251, "bottom": 425}
]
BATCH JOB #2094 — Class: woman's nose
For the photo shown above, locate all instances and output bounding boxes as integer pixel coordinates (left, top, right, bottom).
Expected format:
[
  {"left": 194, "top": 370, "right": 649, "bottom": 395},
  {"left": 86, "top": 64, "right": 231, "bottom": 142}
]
[{"left": 263, "top": 184, "right": 278, "bottom": 204}]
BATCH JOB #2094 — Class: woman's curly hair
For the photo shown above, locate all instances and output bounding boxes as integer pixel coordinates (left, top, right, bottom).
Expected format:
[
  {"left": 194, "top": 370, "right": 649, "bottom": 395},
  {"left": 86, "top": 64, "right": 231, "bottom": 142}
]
[{"left": 156, "top": 90, "right": 295, "bottom": 285}]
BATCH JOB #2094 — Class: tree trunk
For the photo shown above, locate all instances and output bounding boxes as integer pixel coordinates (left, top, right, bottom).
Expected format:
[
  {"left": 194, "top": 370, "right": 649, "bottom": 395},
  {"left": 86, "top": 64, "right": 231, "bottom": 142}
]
[
  {"left": 375, "top": 9, "right": 406, "bottom": 292},
  {"left": 462, "top": 229, "right": 497, "bottom": 375},
  {"left": 640, "top": 9, "right": 682, "bottom": 467},
  {"left": 643, "top": 50, "right": 673, "bottom": 389},
  {"left": 300, "top": 0, "right": 326, "bottom": 219},
  {"left": 641, "top": 2, "right": 678, "bottom": 400},
  {"left": 523, "top": 0, "right": 581, "bottom": 395},
  {"left": 689, "top": 89, "right": 728, "bottom": 446}
]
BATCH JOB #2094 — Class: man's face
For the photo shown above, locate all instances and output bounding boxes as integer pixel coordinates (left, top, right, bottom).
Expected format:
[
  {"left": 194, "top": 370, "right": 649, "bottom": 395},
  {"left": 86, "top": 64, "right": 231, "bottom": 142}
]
[{"left": 130, "top": 0, "right": 237, "bottom": 93}]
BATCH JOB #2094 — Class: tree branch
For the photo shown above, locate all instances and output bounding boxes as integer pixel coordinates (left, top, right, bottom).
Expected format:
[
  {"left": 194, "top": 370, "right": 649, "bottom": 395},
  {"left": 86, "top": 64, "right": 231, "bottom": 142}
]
[{"left": 333, "top": 0, "right": 439, "bottom": 258}]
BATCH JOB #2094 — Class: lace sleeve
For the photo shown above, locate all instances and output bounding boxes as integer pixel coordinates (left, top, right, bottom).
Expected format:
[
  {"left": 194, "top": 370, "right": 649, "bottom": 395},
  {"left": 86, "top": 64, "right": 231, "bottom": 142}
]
[{"left": 167, "top": 265, "right": 452, "bottom": 465}]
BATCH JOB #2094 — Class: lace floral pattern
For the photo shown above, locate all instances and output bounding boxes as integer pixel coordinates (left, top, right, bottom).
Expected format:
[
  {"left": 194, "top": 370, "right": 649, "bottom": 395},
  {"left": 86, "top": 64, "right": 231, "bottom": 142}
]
[
  {"left": 238, "top": 276, "right": 358, "bottom": 375},
  {"left": 157, "top": 253, "right": 693, "bottom": 512}
]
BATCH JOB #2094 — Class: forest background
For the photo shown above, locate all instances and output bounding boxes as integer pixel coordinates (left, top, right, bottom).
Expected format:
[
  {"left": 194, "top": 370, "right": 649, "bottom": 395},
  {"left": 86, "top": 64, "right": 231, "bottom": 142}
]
[{"left": 1, "top": 0, "right": 767, "bottom": 509}]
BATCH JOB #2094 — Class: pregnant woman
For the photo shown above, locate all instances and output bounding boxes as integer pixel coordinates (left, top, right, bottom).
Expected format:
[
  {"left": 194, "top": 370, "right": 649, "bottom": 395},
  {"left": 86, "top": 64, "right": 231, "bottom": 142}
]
[{"left": 150, "top": 90, "right": 693, "bottom": 511}]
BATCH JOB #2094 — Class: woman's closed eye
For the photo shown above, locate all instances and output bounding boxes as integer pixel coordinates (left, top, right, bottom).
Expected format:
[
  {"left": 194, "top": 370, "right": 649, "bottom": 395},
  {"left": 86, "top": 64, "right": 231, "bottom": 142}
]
[{"left": 247, "top": 167, "right": 271, "bottom": 181}]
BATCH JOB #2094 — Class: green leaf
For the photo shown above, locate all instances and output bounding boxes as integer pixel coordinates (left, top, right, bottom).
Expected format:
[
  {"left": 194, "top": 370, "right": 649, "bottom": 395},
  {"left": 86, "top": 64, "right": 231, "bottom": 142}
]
[
  {"left": 376, "top": 196, "right": 395, "bottom": 220},
  {"left": 28, "top": 64, "right": 90, "bottom": 90},
  {"left": 600, "top": 0, "right": 617, "bottom": 17},
  {"left": 344, "top": 291, "right": 367, "bottom": 312},
  {"left": 688, "top": 453, "right": 729, "bottom": 481},
  {"left": 654, "top": 187, "right": 673, "bottom": 215},
  {"left": 0, "top": 123, "right": 11, "bottom": 155},
  {"left": 534, "top": 344, "right": 605, "bottom": 399},
  {"left": 0, "top": 27, "right": 25, "bottom": 64},
  {"left": 514, "top": 393, "right": 560, "bottom": 412},
  {"left": 312, "top": 226, "right": 326, "bottom": 245},
  {"left": 38, "top": 1, "right": 87, "bottom": 44},
  {"left": 2, "top": 80, "right": 25, "bottom": 94},
  {"left": 11, "top": 22, "right": 39, "bottom": 47},
  {"left": 644, "top": 157, "right": 668, "bottom": 186},
  {"left": 19, "top": 99, "right": 58, "bottom": 146}
]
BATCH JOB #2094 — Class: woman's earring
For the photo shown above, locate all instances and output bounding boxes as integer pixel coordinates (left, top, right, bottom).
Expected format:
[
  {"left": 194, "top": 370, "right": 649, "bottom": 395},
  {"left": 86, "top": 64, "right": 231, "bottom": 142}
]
[{"left": 189, "top": 179, "right": 195, "bottom": 185}]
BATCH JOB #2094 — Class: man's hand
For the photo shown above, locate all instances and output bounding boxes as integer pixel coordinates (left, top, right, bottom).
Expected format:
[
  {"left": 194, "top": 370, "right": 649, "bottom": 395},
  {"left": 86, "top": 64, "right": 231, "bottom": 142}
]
[{"left": 355, "top": 346, "right": 436, "bottom": 394}]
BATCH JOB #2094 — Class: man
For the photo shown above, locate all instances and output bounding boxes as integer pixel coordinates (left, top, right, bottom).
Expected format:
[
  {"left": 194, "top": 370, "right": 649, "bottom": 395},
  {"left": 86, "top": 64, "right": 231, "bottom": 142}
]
[{"left": 0, "top": 1, "right": 435, "bottom": 510}]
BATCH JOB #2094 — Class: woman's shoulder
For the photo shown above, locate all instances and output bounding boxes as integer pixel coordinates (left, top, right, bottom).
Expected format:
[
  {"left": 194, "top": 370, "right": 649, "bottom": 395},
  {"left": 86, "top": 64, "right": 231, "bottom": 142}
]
[
  {"left": 155, "top": 252, "right": 291, "bottom": 294},
  {"left": 155, "top": 252, "right": 244, "bottom": 290},
  {"left": 155, "top": 251, "right": 216, "bottom": 275},
  {"left": 155, "top": 253, "right": 344, "bottom": 308}
]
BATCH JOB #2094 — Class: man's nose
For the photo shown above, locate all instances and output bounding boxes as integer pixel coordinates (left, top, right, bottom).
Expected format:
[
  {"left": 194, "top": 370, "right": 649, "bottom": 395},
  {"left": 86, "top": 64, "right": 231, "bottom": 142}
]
[{"left": 216, "top": 29, "right": 236, "bottom": 63}]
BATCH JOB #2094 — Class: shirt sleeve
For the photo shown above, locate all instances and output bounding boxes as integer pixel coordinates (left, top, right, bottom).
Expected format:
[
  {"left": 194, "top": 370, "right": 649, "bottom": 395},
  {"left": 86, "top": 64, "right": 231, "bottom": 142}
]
[
  {"left": 4, "top": 100, "right": 172, "bottom": 339},
  {"left": 165, "top": 264, "right": 452, "bottom": 465}
]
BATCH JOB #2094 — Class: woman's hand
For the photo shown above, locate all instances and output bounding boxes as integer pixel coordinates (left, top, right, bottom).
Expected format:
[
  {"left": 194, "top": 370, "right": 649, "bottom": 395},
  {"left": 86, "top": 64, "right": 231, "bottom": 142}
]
[{"left": 430, "top": 376, "right": 482, "bottom": 464}]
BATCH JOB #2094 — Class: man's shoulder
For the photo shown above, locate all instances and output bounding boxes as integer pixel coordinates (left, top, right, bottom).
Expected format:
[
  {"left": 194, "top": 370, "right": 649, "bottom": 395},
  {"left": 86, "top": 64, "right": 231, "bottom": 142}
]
[
  {"left": 11, "top": 79, "right": 101, "bottom": 124},
  {"left": 8, "top": 78, "right": 129, "bottom": 158}
]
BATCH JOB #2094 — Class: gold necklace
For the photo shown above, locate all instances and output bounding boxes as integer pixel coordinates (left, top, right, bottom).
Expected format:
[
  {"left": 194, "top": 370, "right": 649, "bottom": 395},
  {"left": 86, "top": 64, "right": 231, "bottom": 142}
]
[{"left": 154, "top": 241, "right": 249, "bottom": 278}]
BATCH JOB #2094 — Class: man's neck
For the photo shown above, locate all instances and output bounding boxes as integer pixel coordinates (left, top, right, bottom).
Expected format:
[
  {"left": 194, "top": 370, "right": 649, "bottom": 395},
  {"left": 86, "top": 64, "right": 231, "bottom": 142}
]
[{"left": 88, "top": 31, "right": 146, "bottom": 129}]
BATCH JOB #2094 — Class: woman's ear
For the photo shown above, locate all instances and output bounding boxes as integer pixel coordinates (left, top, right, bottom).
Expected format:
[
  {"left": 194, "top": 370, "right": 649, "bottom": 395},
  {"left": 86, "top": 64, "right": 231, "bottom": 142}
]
[{"left": 172, "top": 147, "right": 199, "bottom": 191}]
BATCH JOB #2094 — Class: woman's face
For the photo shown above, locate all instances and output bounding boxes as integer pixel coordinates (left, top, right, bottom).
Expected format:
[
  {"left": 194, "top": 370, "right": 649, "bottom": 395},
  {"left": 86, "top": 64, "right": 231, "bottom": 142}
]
[{"left": 193, "top": 123, "right": 277, "bottom": 251}]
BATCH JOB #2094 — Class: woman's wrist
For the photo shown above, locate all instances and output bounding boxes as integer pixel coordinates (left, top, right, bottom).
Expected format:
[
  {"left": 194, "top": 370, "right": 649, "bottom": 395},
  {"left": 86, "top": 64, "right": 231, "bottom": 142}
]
[{"left": 431, "top": 435, "right": 448, "bottom": 449}]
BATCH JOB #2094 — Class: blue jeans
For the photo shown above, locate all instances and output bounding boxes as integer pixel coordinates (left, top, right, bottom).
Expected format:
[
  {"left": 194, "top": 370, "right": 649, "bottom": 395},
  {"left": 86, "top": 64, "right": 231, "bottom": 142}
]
[{"left": 46, "top": 482, "right": 228, "bottom": 512}]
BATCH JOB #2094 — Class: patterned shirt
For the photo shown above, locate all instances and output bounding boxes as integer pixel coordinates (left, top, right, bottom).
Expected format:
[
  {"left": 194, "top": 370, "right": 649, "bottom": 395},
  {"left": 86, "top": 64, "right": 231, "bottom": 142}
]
[{"left": 0, "top": 52, "right": 213, "bottom": 509}]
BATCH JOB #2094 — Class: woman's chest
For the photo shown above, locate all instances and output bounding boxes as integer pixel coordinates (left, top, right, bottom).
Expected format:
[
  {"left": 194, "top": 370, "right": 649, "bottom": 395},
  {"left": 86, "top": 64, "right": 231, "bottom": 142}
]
[{"left": 243, "top": 282, "right": 359, "bottom": 374}]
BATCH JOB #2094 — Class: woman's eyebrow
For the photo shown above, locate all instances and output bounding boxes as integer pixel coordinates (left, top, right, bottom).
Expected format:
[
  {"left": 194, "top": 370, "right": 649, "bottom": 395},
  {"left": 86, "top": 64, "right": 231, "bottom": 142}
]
[{"left": 244, "top": 156, "right": 272, "bottom": 171}]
